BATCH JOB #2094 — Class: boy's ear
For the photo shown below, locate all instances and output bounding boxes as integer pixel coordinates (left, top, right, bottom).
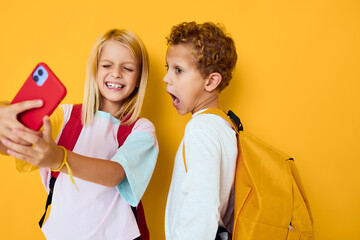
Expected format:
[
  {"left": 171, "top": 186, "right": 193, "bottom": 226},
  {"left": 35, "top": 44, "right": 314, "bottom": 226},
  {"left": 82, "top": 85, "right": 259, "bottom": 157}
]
[{"left": 205, "top": 72, "right": 222, "bottom": 92}]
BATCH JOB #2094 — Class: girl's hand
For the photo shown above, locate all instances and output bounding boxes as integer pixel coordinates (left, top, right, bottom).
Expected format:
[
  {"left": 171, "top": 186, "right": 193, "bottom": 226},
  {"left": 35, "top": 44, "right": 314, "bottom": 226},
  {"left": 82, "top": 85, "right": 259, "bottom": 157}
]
[
  {"left": 0, "top": 100, "right": 43, "bottom": 147},
  {"left": 2, "top": 116, "right": 64, "bottom": 169}
]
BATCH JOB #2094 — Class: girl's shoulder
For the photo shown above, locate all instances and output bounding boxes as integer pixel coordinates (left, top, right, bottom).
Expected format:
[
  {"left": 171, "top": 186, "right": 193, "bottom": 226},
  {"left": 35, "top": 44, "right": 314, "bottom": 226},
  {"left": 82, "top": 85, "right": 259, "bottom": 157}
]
[
  {"left": 131, "top": 118, "right": 158, "bottom": 148},
  {"left": 50, "top": 104, "right": 80, "bottom": 129},
  {"left": 58, "top": 104, "right": 78, "bottom": 124},
  {"left": 132, "top": 118, "right": 156, "bottom": 134}
]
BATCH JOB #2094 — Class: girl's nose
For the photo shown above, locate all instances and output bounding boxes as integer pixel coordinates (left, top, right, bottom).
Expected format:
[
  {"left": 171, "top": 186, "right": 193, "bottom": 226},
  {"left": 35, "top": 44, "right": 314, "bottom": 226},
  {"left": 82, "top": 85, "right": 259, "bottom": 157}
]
[{"left": 111, "top": 67, "right": 122, "bottom": 78}]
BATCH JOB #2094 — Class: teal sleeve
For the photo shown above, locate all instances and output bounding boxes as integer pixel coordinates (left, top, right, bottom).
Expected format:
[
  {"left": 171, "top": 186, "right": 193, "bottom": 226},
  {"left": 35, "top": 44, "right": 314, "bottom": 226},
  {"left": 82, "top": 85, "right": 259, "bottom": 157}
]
[{"left": 111, "top": 132, "right": 158, "bottom": 207}]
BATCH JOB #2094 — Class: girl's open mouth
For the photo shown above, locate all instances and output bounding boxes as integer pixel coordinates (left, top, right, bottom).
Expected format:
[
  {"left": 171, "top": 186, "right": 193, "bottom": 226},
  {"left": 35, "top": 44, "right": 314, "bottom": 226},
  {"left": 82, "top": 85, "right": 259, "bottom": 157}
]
[{"left": 105, "top": 82, "right": 125, "bottom": 89}]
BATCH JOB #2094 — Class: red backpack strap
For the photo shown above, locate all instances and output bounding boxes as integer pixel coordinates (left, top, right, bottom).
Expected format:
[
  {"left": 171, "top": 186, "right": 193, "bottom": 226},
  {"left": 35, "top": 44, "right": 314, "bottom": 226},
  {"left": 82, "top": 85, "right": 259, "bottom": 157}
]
[
  {"left": 52, "top": 104, "right": 83, "bottom": 178},
  {"left": 134, "top": 201, "right": 149, "bottom": 240},
  {"left": 57, "top": 104, "right": 83, "bottom": 150},
  {"left": 117, "top": 118, "right": 149, "bottom": 240},
  {"left": 117, "top": 120, "right": 136, "bottom": 147}
]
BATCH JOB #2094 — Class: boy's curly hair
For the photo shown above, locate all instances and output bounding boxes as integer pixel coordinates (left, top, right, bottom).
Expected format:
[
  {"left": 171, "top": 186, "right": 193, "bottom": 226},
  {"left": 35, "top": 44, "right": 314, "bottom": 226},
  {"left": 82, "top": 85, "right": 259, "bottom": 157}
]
[{"left": 167, "top": 21, "right": 237, "bottom": 91}]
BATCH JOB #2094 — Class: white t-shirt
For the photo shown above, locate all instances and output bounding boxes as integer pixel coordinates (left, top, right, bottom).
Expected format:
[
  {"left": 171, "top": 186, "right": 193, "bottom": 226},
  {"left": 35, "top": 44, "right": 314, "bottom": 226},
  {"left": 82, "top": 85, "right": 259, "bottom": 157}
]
[{"left": 165, "top": 110, "right": 237, "bottom": 240}]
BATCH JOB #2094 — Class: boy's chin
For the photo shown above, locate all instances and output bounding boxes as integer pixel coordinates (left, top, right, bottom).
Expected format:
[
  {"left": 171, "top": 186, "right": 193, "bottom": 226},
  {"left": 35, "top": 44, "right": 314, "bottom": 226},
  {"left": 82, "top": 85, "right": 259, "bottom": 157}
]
[{"left": 175, "top": 108, "right": 189, "bottom": 116}]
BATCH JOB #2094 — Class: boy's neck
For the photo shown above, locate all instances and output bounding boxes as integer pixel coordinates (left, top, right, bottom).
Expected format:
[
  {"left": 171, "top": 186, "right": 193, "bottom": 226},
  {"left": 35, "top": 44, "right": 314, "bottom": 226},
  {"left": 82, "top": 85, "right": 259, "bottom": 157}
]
[{"left": 191, "top": 93, "right": 220, "bottom": 114}]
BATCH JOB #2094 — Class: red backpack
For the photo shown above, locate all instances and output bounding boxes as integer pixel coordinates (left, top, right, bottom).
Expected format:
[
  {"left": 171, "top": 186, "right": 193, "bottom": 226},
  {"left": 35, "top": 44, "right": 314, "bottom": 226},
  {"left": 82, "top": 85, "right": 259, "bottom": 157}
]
[{"left": 39, "top": 104, "right": 149, "bottom": 240}]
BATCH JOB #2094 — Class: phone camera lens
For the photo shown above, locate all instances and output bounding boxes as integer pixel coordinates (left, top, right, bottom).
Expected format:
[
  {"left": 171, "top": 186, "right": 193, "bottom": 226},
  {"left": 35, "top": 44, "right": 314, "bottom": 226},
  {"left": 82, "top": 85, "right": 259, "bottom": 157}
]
[
  {"left": 38, "top": 69, "right": 43, "bottom": 76},
  {"left": 34, "top": 75, "right": 39, "bottom": 82}
]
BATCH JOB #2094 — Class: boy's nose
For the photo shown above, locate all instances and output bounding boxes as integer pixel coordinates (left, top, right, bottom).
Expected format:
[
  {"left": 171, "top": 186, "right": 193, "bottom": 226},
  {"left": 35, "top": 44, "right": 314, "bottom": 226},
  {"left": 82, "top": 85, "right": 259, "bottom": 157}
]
[{"left": 163, "top": 72, "right": 171, "bottom": 84}]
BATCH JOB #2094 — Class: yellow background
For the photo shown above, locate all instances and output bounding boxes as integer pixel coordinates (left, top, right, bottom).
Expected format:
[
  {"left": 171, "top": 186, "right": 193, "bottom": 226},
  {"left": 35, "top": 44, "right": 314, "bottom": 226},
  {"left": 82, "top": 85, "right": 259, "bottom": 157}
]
[{"left": 0, "top": 0, "right": 359, "bottom": 239}]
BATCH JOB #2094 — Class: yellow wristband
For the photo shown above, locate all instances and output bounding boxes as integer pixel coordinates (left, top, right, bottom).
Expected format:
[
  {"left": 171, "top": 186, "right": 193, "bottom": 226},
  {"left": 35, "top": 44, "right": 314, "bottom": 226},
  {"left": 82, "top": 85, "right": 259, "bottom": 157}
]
[
  {"left": 51, "top": 146, "right": 78, "bottom": 191},
  {"left": 51, "top": 146, "right": 67, "bottom": 172}
]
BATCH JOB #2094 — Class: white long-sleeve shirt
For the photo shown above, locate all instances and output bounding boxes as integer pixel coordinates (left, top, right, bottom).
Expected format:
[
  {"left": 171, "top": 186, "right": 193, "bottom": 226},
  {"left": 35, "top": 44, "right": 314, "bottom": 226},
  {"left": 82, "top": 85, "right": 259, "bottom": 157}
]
[{"left": 165, "top": 110, "right": 237, "bottom": 240}]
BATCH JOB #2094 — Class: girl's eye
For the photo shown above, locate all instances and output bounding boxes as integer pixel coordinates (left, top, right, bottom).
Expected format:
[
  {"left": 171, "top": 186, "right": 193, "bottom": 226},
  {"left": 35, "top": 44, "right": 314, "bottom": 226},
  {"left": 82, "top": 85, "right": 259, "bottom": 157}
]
[
  {"left": 175, "top": 67, "right": 183, "bottom": 74},
  {"left": 124, "top": 67, "right": 133, "bottom": 72},
  {"left": 102, "top": 65, "right": 111, "bottom": 68},
  {"left": 165, "top": 64, "right": 169, "bottom": 71}
]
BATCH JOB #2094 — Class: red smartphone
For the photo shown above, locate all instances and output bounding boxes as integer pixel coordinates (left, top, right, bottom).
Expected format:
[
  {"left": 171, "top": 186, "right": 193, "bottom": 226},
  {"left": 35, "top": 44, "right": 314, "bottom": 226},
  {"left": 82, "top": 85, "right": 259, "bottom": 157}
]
[{"left": 11, "top": 62, "right": 67, "bottom": 130}]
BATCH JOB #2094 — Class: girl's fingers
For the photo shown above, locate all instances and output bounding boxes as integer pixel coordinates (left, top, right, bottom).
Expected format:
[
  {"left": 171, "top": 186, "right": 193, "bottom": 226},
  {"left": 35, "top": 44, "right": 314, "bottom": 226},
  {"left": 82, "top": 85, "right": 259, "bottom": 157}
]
[
  {"left": 2, "top": 139, "right": 35, "bottom": 158},
  {"left": 1, "top": 127, "right": 32, "bottom": 146},
  {"left": 4, "top": 129, "right": 57, "bottom": 168},
  {"left": 12, "top": 129, "right": 43, "bottom": 147},
  {"left": 42, "top": 116, "right": 52, "bottom": 142},
  {"left": 0, "top": 100, "right": 43, "bottom": 133},
  {"left": 15, "top": 125, "right": 42, "bottom": 136},
  {"left": 10, "top": 100, "right": 43, "bottom": 114},
  {"left": 6, "top": 148, "right": 33, "bottom": 163}
]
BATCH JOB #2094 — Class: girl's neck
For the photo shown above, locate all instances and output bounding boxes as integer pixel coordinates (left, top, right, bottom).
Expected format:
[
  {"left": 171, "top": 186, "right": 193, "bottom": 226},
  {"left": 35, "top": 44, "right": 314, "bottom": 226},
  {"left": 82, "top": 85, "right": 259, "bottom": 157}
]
[{"left": 99, "top": 101, "right": 121, "bottom": 116}]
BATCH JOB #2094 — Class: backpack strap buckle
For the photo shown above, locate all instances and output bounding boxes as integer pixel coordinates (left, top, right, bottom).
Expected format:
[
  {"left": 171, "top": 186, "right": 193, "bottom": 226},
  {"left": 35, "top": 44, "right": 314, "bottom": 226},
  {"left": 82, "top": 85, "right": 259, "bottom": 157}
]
[{"left": 227, "top": 110, "right": 243, "bottom": 132}]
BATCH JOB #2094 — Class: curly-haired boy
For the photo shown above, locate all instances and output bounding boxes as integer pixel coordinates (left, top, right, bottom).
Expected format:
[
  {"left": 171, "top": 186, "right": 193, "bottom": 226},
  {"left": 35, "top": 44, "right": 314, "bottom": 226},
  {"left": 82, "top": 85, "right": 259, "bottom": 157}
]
[{"left": 164, "top": 21, "right": 238, "bottom": 240}]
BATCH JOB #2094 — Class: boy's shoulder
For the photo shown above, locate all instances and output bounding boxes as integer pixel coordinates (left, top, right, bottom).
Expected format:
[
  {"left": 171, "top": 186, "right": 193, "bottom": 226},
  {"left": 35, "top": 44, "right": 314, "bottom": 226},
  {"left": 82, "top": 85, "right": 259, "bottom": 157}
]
[{"left": 185, "top": 111, "right": 235, "bottom": 137}]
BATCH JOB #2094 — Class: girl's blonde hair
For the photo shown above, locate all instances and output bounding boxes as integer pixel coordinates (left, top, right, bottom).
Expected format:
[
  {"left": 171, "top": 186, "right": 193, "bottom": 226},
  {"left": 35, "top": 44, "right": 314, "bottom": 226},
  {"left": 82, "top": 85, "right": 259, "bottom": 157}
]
[{"left": 82, "top": 29, "right": 149, "bottom": 125}]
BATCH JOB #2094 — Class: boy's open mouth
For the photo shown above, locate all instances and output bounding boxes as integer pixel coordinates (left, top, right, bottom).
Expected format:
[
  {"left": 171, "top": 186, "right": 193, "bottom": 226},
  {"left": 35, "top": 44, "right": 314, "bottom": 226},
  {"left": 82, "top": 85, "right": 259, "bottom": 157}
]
[
  {"left": 169, "top": 92, "right": 180, "bottom": 107},
  {"left": 106, "top": 82, "right": 125, "bottom": 89}
]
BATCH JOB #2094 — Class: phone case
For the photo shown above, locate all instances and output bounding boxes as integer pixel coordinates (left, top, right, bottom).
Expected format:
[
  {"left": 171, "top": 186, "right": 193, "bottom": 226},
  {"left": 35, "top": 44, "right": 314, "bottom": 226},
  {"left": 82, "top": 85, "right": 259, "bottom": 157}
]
[{"left": 11, "top": 62, "right": 67, "bottom": 130}]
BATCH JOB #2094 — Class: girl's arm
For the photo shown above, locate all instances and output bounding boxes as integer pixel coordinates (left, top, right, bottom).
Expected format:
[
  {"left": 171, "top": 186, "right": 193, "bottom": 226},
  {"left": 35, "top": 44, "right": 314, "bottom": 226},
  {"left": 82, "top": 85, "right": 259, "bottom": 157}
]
[
  {"left": 65, "top": 151, "right": 125, "bottom": 187},
  {"left": 2, "top": 116, "right": 125, "bottom": 187},
  {"left": 110, "top": 120, "right": 158, "bottom": 206},
  {"left": 0, "top": 100, "right": 43, "bottom": 155}
]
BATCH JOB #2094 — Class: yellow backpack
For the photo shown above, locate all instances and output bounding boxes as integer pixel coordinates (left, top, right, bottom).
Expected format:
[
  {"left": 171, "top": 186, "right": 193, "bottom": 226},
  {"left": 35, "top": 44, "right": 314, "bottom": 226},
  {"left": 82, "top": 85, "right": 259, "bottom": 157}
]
[{"left": 196, "top": 109, "right": 314, "bottom": 240}]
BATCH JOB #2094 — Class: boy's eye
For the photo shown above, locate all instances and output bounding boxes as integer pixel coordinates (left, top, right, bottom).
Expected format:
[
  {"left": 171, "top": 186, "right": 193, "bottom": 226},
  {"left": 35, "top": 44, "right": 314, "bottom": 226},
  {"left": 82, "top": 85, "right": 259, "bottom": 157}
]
[{"left": 175, "top": 67, "right": 183, "bottom": 74}]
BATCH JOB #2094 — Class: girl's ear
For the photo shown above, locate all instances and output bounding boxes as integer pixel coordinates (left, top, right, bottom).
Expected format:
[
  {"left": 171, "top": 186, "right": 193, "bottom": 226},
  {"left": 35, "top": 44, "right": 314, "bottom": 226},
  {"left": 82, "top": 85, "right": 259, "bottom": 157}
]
[{"left": 205, "top": 72, "right": 222, "bottom": 92}]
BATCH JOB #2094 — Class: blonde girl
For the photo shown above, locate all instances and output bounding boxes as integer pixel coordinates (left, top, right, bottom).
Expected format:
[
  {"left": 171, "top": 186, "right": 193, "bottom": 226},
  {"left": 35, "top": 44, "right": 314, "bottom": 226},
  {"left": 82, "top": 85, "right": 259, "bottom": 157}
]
[{"left": 0, "top": 29, "right": 158, "bottom": 240}]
